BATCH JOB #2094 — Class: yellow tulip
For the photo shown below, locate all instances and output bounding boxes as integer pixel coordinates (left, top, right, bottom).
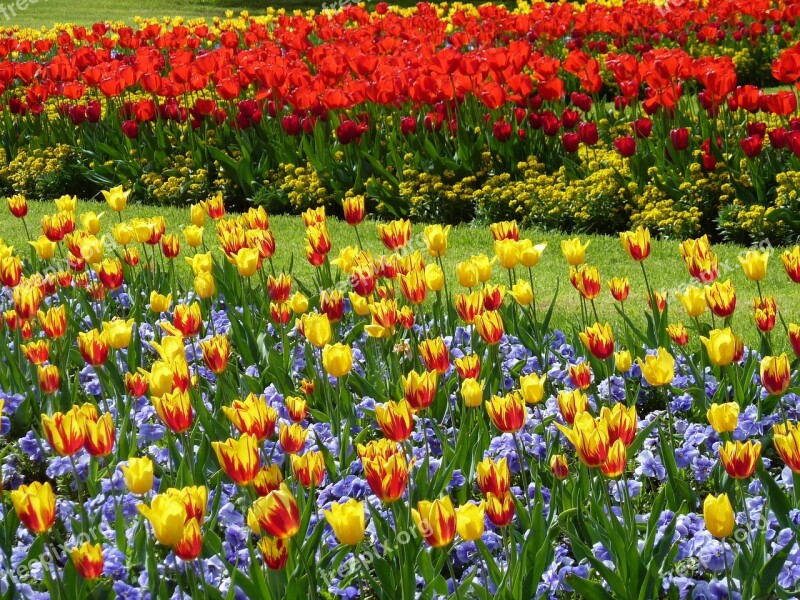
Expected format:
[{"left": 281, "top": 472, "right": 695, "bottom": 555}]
[
  {"left": 149, "top": 291, "right": 172, "bottom": 313},
  {"left": 323, "top": 499, "right": 365, "bottom": 546},
  {"left": 290, "top": 292, "right": 309, "bottom": 314},
  {"left": 706, "top": 402, "right": 739, "bottom": 433},
  {"left": 700, "top": 328, "right": 738, "bottom": 367},
  {"left": 79, "top": 236, "right": 104, "bottom": 264},
  {"left": 519, "top": 372, "right": 546, "bottom": 404},
  {"left": 456, "top": 260, "right": 479, "bottom": 288},
  {"left": 322, "top": 343, "right": 353, "bottom": 378},
  {"left": 636, "top": 347, "right": 674, "bottom": 387},
  {"left": 423, "top": 224, "right": 451, "bottom": 258},
  {"left": 29, "top": 236, "right": 57, "bottom": 260},
  {"left": 233, "top": 247, "right": 260, "bottom": 277},
  {"left": 424, "top": 263, "right": 444, "bottom": 292},
  {"left": 494, "top": 239, "right": 520, "bottom": 270},
  {"left": 102, "top": 185, "right": 130, "bottom": 212},
  {"left": 102, "top": 318, "right": 135, "bottom": 350},
  {"left": 518, "top": 240, "right": 547, "bottom": 268},
  {"left": 561, "top": 238, "right": 589, "bottom": 266},
  {"left": 111, "top": 223, "right": 133, "bottom": 245},
  {"left": 461, "top": 377, "right": 484, "bottom": 408},
  {"left": 80, "top": 211, "right": 102, "bottom": 235},
  {"left": 185, "top": 252, "right": 213, "bottom": 276},
  {"left": 121, "top": 457, "right": 154, "bottom": 495},
  {"left": 138, "top": 493, "right": 187, "bottom": 546},
  {"left": 194, "top": 272, "right": 216, "bottom": 299},
  {"left": 183, "top": 225, "right": 204, "bottom": 248},
  {"left": 615, "top": 350, "right": 632, "bottom": 373},
  {"left": 509, "top": 280, "right": 533, "bottom": 305},
  {"left": 703, "top": 493, "right": 735, "bottom": 538},
  {"left": 455, "top": 502, "right": 485, "bottom": 541},
  {"left": 302, "top": 313, "right": 332, "bottom": 348},
  {"left": 675, "top": 285, "right": 706, "bottom": 318},
  {"left": 738, "top": 249, "right": 769, "bottom": 282}
]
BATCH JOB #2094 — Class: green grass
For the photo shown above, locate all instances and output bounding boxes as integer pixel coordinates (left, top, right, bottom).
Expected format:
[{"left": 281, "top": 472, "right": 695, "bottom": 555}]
[
  {"left": 2, "top": 0, "right": 452, "bottom": 29},
  {"left": 3, "top": 200, "right": 795, "bottom": 350}
]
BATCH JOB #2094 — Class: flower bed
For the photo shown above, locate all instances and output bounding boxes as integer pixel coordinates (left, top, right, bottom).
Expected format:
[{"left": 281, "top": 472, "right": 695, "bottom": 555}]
[
  {"left": 3, "top": 191, "right": 800, "bottom": 597},
  {"left": 2, "top": 1, "right": 800, "bottom": 241}
]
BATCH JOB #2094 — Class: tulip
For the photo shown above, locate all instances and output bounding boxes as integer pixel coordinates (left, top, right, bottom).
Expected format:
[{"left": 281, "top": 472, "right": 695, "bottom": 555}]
[
  {"left": 102, "top": 318, "right": 135, "bottom": 350},
  {"left": 258, "top": 537, "right": 289, "bottom": 571},
  {"left": 190, "top": 203, "right": 206, "bottom": 227},
  {"left": 300, "top": 313, "right": 332, "bottom": 348},
  {"left": 490, "top": 221, "right": 519, "bottom": 241},
  {"left": 71, "top": 542, "right": 104, "bottom": 579},
  {"left": 279, "top": 423, "right": 307, "bottom": 454},
  {"left": 558, "top": 389, "right": 588, "bottom": 425},
  {"left": 774, "top": 422, "right": 800, "bottom": 473},
  {"left": 324, "top": 499, "right": 366, "bottom": 546},
  {"left": 402, "top": 369, "right": 437, "bottom": 411},
  {"left": 556, "top": 412, "right": 609, "bottom": 467},
  {"left": 377, "top": 219, "right": 411, "bottom": 251},
  {"left": 704, "top": 280, "right": 736, "bottom": 318},
  {"left": 423, "top": 224, "right": 451, "bottom": 258},
  {"left": 96, "top": 258, "right": 124, "bottom": 290},
  {"left": 342, "top": 195, "right": 365, "bottom": 225},
  {"left": 707, "top": 403, "right": 739, "bottom": 433},
  {"left": 454, "top": 355, "right": 480, "bottom": 379},
  {"left": 561, "top": 237, "right": 589, "bottom": 266},
  {"left": 80, "top": 211, "right": 102, "bottom": 235},
  {"left": 456, "top": 503, "right": 485, "bottom": 541},
  {"left": 213, "top": 434, "right": 261, "bottom": 486},
  {"left": 601, "top": 439, "right": 627, "bottom": 478},
  {"left": 290, "top": 292, "right": 309, "bottom": 314},
  {"left": 166, "top": 486, "right": 207, "bottom": 522},
  {"left": 475, "top": 310, "right": 504, "bottom": 345},
  {"left": 754, "top": 296, "right": 777, "bottom": 333},
  {"left": 360, "top": 441, "right": 408, "bottom": 502},
  {"left": 738, "top": 250, "right": 769, "bottom": 281},
  {"left": 519, "top": 373, "right": 546, "bottom": 404},
  {"left": 568, "top": 363, "right": 592, "bottom": 390},
  {"left": 253, "top": 465, "right": 285, "bottom": 497},
  {"left": 599, "top": 403, "right": 637, "bottom": 445},
  {"left": 138, "top": 494, "right": 187, "bottom": 546},
  {"left": 291, "top": 451, "right": 326, "bottom": 487},
  {"left": 194, "top": 271, "right": 216, "bottom": 299},
  {"left": 579, "top": 322, "right": 614, "bottom": 360},
  {"left": 41, "top": 408, "right": 85, "bottom": 456},
  {"left": 150, "top": 291, "right": 172, "bottom": 313},
  {"left": 509, "top": 279, "right": 533, "bottom": 305},
  {"left": 11, "top": 482, "right": 56, "bottom": 534},
  {"left": 494, "top": 239, "right": 520, "bottom": 269},
  {"left": 667, "top": 323, "right": 689, "bottom": 347},
  {"left": 413, "top": 497, "right": 457, "bottom": 548},
  {"left": 233, "top": 247, "right": 260, "bottom": 277},
  {"left": 202, "top": 193, "right": 226, "bottom": 221},
  {"left": 121, "top": 457, "right": 154, "bottom": 494},
  {"left": 322, "top": 343, "right": 353, "bottom": 378},
  {"left": 476, "top": 457, "right": 510, "bottom": 495},
  {"left": 719, "top": 440, "right": 760, "bottom": 479},
  {"left": 248, "top": 483, "right": 301, "bottom": 539},
  {"left": 183, "top": 225, "right": 204, "bottom": 248},
  {"left": 418, "top": 337, "right": 450, "bottom": 374},
  {"left": 703, "top": 493, "right": 735, "bottom": 539},
  {"left": 424, "top": 263, "right": 444, "bottom": 292},
  {"left": 790, "top": 324, "right": 800, "bottom": 358},
  {"left": 152, "top": 389, "right": 193, "bottom": 434},
  {"left": 636, "top": 347, "right": 675, "bottom": 387},
  {"left": 761, "top": 354, "right": 791, "bottom": 395},
  {"left": 454, "top": 291, "right": 484, "bottom": 324},
  {"left": 84, "top": 413, "right": 115, "bottom": 457},
  {"left": 615, "top": 350, "right": 632, "bottom": 373},
  {"left": 518, "top": 240, "right": 547, "bottom": 268},
  {"left": 486, "top": 392, "right": 526, "bottom": 433},
  {"left": 485, "top": 491, "right": 515, "bottom": 527},
  {"left": 675, "top": 286, "right": 707, "bottom": 317},
  {"left": 700, "top": 328, "right": 739, "bottom": 366},
  {"left": 461, "top": 377, "right": 484, "bottom": 408},
  {"left": 173, "top": 519, "right": 203, "bottom": 561},
  {"left": 781, "top": 246, "right": 800, "bottom": 283},
  {"left": 222, "top": 394, "right": 278, "bottom": 441},
  {"left": 173, "top": 303, "right": 203, "bottom": 336},
  {"left": 111, "top": 223, "right": 133, "bottom": 245},
  {"left": 201, "top": 334, "right": 230, "bottom": 374},
  {"left": 285, "top": 395, "right": 307, "bottom": 422},
  {"left": 102, "top": 185, "right": 130, "bottom": 212},
  {"left": 399, "top": 269, "right": 427, "bottom": 304},
  {"left": 550, "top": 454, "right": 569, "bottom": 480},
  {"left": 619, "top": 226, "right": 651, "bottom": 261},
  {"left": 7, "top": 194, "right": 27, "bottom": 218},
  {"left": 607, "top": 277, "right": 630, "bottom": 302},
  {"left": 456, "top": 260, "right": 480, "bottom": 288},
  {"left": 375, "top": 399, "right": 415, "bottom": 442},
  {"left": 38, "top": 365, "right": 60, "bottom": 394},
  {"left": 29, "top": 236, "right": 57, "bottom": 260},
  {"left": 22, "top": 340, "right": 49, "bottom": 365},
  {"left": 12, "top": 283, "right": 43, "bottom": 320},
  {"left": 186, "top": 252, "right": 213, "bottom": 275},
  {"left": 572, "top": 265, "right": 601, "bottom": 300}
]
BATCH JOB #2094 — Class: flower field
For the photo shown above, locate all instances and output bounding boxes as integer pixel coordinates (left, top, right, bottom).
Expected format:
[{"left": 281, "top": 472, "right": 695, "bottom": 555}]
[
  {"left": 2, "top": 188, "right": 800, "bottom": 599},
  {"left": 2, "top": 0, "right": 800, "bottom": 242}
]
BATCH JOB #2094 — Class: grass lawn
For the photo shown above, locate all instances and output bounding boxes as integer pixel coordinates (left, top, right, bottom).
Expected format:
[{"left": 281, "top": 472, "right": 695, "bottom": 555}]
[
  {"left": 2, "top": 199, "right": 794, "bottom": 350},
  {"left": 2, "top": 0, "right": 476, "bottom": 29}
]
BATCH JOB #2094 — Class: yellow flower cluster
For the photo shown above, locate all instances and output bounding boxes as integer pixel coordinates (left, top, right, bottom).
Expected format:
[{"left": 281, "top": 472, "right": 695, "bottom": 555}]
[{"left": 0, "top": 144, "right": 73, "bottom": 198}]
